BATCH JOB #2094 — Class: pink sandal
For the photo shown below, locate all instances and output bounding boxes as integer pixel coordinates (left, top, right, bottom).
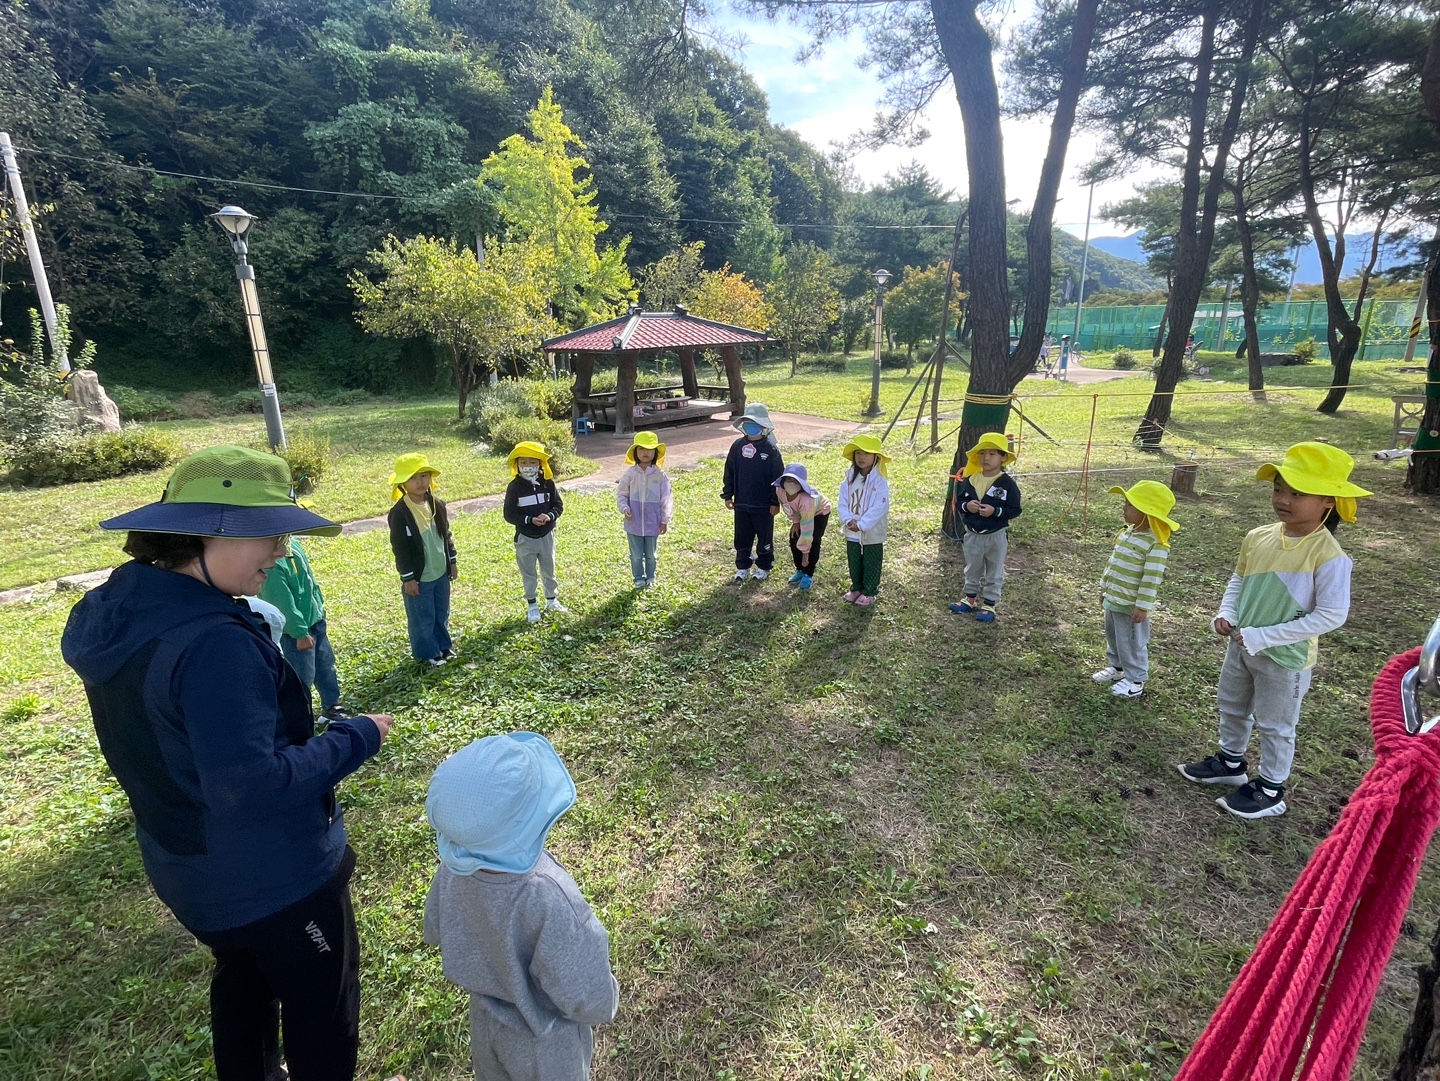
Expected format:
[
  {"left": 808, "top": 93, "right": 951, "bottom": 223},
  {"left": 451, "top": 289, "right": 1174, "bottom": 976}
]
[
  {"left": 854, "top": 594, "right": 877, "bottom": 607},
  {"left": 842, "top": 590, "right": 860, "bottom": 603}
]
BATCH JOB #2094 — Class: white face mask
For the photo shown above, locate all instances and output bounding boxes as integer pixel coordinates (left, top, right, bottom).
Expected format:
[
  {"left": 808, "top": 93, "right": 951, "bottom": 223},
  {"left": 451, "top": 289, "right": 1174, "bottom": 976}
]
[
  {"left": 782, "top": 481, "right": 801, "bottom": 496},
  {"left": 519, "top": 465, "right": 541, "bottom": 482}
]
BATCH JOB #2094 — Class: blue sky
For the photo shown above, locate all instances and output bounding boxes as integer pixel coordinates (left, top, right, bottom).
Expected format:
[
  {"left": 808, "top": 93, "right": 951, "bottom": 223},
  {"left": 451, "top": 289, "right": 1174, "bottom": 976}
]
[{"left": 709, "top": 4, "right": 1156, "bottom": 238}]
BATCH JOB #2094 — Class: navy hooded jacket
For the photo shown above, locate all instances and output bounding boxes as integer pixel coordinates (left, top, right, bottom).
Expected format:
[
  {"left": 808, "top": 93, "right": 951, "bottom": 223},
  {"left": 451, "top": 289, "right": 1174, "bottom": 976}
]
[{"left": 61, "top": 561, "right": 382, "bottom": 933}]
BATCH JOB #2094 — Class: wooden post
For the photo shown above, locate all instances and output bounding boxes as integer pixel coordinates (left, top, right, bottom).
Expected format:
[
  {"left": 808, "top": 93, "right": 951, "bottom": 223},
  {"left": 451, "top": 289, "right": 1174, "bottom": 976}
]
[
  {"left": 679, "top": 347, "right": 700, "bottom": 398},
  {"left": 616, "top": 351, "right": 638, "bottom": 436},
  {"left": 572, "top": 354, "right": 595, "bottom": 425},
  {"left": 1170, "top": 460, "right": 1198, "bottom": 496},
  {"left": 720, "top": 346, "right": 746, "bottom": 416}
]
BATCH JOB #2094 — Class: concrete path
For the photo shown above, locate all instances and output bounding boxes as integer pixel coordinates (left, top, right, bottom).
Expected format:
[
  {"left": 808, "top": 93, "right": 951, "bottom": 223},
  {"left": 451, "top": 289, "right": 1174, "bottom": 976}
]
[
  {"left": 1023, "top": 359, "right": 1134, "bottom": 386},
  {"left": 0, "top": 411, "right": 863, "bottom": 604}
]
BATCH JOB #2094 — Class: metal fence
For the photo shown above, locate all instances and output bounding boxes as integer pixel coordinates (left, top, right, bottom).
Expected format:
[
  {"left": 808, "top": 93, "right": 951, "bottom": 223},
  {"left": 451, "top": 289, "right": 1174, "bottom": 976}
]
[{"left": 1042, "top": 299, "right": 1429, "bottom": 361}]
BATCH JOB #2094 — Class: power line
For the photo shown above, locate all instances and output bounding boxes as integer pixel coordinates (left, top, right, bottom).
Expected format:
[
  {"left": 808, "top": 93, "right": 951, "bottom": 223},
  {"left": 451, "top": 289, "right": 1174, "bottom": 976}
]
[
  {"left": 12, "top": 145, "right": 403, "bottom": 201},
  {"left": 608, "top": 212, "right": 955, "bottom": 231}
]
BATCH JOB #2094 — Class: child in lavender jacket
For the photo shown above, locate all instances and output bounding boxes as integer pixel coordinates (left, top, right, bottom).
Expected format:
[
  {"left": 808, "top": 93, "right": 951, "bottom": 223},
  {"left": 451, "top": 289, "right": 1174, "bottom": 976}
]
[{"left": 615, "top": 431, "right": 673, "bottom": 589}]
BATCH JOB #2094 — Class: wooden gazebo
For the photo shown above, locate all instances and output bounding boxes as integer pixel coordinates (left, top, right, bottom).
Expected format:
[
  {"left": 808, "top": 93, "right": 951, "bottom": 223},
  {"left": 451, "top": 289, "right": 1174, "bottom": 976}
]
[{"left": 542, "top": 305, "right": 772, "bottom": 436}]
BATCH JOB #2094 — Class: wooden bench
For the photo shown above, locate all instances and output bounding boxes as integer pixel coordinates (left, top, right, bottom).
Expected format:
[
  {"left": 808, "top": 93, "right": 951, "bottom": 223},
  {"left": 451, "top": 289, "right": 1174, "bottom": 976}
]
[
  {"left": 576, "top": 384, "right": 738, "bottom": 431},
  {"left": 1394, "top": 395, "right": 1427, "bottom": 447}
]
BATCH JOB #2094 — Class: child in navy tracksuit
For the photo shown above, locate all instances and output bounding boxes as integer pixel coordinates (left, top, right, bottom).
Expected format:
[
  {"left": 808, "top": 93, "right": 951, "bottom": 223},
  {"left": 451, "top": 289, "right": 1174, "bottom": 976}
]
[
  {"left": 947, "top": 432, "right": 1022, "bottom": 623},
  {"left": 721, "top": 403, "right": 784, "bottom": 581}
]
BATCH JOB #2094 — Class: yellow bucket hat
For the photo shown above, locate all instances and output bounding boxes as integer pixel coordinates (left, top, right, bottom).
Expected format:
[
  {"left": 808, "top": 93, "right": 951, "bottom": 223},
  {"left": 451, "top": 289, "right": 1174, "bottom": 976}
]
[
  {"left": 626, "top": 430, "right": 666, "bottom": 468},
  {"left": 507, "top": 441, "right": 554, "bottom": 480},
  {"left": 389, "top": 453, "right": 441, "bottom": 502},
  {"left": 842, "top": 434, "right": 891, "bottom": 477},
  {"left": 1255, "top": 442, "right": 1371, "bottom": 523},
  {"left": 962, "top": 431, "right": 1016, "bottom": 478},
  {"left": 1107, "top": 480, "right": 1180, "bottom": 547}
]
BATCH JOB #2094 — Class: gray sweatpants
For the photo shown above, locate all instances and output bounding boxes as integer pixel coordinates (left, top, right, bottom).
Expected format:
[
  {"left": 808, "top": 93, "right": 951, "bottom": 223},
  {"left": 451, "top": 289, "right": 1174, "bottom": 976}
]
[
  {"left": 962, "top": 529, "right": 1008, "bottom": 603},
  {"left": 515, "top": 532, "right": 558, "bottom": 603},
  {"left": 1104, "top": 608, "right": 1151, "bottom": 684},
  {"left": 1215, "top": 640, "right": 1312, "bottom": 784},
  {"left": 470, "top": 999, "right": 594, "bottom": 1081}
]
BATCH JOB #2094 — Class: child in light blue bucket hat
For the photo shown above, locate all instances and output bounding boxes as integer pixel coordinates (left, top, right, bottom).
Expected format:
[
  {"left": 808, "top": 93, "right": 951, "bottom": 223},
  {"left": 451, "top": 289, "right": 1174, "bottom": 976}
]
[{"left": 424, "top": 733, "right": 618, "bottom": 1080}]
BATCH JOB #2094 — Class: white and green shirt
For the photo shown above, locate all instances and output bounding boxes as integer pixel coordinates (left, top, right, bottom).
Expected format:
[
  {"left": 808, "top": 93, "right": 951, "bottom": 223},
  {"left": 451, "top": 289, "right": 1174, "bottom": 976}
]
[
  {"left": 1101, "top": 526, "right": 1169, "bottom": 613},
  {"left": 1217, "top": 522, "right": 1352, "bottom": 671}
]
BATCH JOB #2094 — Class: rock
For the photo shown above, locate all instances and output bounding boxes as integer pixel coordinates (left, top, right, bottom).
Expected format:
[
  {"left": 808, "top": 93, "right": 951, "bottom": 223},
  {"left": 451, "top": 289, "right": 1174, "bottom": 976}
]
[{"left": 69, "top": 370, "right": 122, "bottom": 432}]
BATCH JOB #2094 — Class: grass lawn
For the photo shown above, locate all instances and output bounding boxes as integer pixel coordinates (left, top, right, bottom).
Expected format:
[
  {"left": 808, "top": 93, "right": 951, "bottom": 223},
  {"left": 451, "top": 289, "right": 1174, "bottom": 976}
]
[
  {"left": 0, "top": 400, "right": 596, "bottom": 591},
  {"left": 2, "top": 374, "right": 1439, "bottom": 1078}
]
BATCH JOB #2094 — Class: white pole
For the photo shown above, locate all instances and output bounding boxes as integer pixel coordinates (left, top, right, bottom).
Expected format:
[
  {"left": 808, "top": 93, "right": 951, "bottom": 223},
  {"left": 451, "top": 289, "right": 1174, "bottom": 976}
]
[
  {"left": 1068, "top": 180, "right": 1095, "bottom": 377},
  {"left": 0, "top": 132, "right": 69, "bottom": 372}
]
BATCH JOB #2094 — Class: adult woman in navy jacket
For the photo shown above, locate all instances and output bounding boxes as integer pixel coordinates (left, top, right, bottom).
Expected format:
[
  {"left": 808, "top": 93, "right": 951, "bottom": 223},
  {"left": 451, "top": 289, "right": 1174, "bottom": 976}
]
[{"left": 61, "top": 446, "right": 393, "bottom": 1081}]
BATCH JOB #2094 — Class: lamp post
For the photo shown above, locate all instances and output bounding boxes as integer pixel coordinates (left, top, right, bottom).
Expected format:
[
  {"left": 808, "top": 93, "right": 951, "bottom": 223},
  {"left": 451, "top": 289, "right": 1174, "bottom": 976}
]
[
  {"left": 210, "top": 205, "right": 286, "bottom": 450},
  {"left": 866, "top": 268, "right": 892, "bottom": 417}
]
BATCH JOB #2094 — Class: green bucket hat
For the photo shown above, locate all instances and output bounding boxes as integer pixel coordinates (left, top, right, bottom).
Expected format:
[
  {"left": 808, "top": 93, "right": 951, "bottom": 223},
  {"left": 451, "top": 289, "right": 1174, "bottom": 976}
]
[{"left": 101, "top": 446, "right": 341, "bottom": 538}]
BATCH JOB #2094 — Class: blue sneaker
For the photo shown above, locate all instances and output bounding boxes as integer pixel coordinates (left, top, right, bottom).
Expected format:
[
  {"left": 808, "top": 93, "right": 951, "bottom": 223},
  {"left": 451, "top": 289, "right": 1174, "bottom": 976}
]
[
  {"left": 948, "top": 596, "right": 979, "bottom": 615},
  {"left": 798, "top": 574, "right": 813, "bottom": 590},
  {"left": 787, "top": 571, "right": 805, "bottom": 585},
  {"left": 975, "top": 602, "right": 997, "bottom": 623}
]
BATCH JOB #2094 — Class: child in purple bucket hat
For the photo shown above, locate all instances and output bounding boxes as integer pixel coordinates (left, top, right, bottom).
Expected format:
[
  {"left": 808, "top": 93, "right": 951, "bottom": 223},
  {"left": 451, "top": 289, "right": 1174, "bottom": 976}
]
[{"left": 774, "top": 463, "right": 832, "bottom": 591}]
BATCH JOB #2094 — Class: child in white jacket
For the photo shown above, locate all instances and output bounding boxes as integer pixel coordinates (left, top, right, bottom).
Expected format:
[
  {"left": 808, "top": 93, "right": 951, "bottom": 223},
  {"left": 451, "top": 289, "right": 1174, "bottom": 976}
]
[{"left": 836, "top": 435, "right": 891, "bottom": 607}]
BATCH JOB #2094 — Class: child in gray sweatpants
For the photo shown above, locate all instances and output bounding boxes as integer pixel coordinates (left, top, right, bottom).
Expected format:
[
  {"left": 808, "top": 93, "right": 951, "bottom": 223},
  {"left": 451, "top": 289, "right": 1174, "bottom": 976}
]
[
  {"left": 1178, "top": 442, "right": 1371, "bottom": 821},
  {"left": 425, "top": 732, "right": 618, "bottom": 1079}
]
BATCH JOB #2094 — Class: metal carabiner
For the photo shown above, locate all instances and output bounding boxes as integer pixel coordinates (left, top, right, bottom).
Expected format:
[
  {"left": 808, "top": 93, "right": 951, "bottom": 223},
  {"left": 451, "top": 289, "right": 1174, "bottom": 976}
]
[{"left": 1403, "top": 614, "right": 1440, "bottom": 736}]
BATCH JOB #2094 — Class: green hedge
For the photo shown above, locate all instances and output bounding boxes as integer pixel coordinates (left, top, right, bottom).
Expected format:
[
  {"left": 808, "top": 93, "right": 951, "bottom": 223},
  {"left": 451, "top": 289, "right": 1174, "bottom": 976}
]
[{"left": 4, "top": 427, "right": 185, "bottom": 487}]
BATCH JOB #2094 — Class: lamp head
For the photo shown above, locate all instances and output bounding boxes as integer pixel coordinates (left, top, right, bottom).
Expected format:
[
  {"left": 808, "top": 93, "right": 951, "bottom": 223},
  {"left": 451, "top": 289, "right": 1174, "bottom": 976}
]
[
  {"left": 210, "top": 205, "right": 256, "bottom": 240},
  {"left": 874, "top": 268, "right": 893, "bottom": 287}
]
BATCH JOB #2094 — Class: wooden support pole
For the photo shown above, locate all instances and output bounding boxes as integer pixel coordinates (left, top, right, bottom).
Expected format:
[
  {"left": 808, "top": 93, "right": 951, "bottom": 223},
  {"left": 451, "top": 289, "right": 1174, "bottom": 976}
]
[
  {"left": 616, "top": 351, "right": 638, "bottom": 437},
  {"left": 721, "top": 345, "right": 746, "bottom": 416},
  {"left": 679, "top": 347, "right": 700, "bottom": 398}
]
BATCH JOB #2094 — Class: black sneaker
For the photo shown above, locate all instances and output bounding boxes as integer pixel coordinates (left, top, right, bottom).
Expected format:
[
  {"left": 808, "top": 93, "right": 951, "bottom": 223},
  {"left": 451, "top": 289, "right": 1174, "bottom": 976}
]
[
  {"left": 442, "top": 648, "right": 458, "bottom": 661},
  {"left": 1218, "top": 779, "right": 1287, "bottom": 819},
  {"left": 1177, "top": 753, "right": 1248, "bottom": 786},
  {"left": 322, "top": 705, "right": 353, "bottom": 721}
]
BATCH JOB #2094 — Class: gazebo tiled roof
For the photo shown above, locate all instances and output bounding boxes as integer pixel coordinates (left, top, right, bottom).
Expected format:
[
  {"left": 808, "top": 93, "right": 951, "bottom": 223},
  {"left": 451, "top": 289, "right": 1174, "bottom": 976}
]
[{"left": 542, "top": 306, "right": 771, "bottom": 353}]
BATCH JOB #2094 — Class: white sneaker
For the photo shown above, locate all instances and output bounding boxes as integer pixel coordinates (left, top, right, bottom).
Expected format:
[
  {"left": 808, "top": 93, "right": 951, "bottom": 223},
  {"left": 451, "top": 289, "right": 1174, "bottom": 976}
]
[
  {"left": 526, "top": 603, "right": 542, "bottom": 623},
  {"left": 1111, "top": 678, "right": 1145, "bottom": 699},
  {"left": 751, "top": 568, "right": 769, "bottom": 581},
  {"left": 1092, "top": 666, "right": 1124, "bottom": 684},
  {"left": 545, "top": 599, "right": 569, "bottom": 614},
  {"left": 734, "top": 568, "right": 750, "bottom": 581}
]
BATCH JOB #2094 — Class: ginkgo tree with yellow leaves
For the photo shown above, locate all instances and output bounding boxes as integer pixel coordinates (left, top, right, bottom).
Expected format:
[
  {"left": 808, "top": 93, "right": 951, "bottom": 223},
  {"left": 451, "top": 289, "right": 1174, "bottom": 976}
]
[
  {"left": 483, "top": 87, "right": 635, "bottom": 327},
  {"left": 350, "top": 236, "right": 560, "bottom": 420}
]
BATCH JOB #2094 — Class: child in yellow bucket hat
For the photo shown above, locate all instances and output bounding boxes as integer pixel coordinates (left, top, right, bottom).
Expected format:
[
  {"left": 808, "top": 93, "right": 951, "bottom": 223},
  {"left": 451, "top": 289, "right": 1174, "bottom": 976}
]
[
  {"left": 1179, "top": 442, "right": 1372, "bottom": 820},
  {"left": 1092, "top": 480, "right": 1180, "bottom": 699},
  {"left": 946, "top": 431, "right": 1022, "bottom": 623},
  {"left": 503, "top": 441, "right": 568, "bottom": 623},
  {"left": 616, "top": 431, "right": 672, "bottom": 589},
  {"left": 386, "top": 453, "right": 459, "bottom": 666},
  {"left": 837, "top": 434, "right": 891, "bottom": 606}
]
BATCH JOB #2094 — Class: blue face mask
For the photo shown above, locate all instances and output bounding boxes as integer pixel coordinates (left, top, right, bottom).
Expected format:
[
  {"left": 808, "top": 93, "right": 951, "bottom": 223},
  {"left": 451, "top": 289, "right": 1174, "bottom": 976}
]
[{"left": 741, "top": 421, "right": 763, "bottom": 438}]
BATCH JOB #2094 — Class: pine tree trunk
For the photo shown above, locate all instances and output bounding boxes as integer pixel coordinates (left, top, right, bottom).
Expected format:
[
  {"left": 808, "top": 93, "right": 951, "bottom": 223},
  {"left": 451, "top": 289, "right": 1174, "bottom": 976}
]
[
  {"left": 1407, "top": 249, "right": 1440, "bottom": 495},
  {"left": 1392, "top": 915, "right": 1440, "bottom": 1080},
  {"left": 1232, "top": 180, "right": 1266, "bottom": 394}
]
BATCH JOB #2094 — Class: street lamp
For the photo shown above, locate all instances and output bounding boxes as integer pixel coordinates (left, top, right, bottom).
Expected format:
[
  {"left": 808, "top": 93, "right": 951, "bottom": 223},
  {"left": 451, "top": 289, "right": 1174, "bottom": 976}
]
[
  {"left": 866, "top": 268, "right": 893, "bottom": 418},
  {"left": 210, "top": 205, "right": 286, "bottom": 449}
]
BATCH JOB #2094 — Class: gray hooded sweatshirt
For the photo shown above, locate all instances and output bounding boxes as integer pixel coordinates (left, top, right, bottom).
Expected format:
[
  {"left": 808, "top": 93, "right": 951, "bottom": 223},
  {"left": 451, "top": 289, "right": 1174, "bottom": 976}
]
[{"left": 424, "top": 851, "right": 618, "bottom": 1080}]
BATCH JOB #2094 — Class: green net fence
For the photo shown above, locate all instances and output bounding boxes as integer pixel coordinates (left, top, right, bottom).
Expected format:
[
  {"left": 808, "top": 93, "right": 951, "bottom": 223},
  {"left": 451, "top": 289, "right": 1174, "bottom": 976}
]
[{"left": 1043, "top": 299, "right": 1430, "bottom": 361}]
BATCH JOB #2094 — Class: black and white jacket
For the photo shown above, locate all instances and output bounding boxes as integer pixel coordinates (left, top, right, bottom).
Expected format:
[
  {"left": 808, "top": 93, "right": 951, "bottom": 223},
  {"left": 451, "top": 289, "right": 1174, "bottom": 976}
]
[
  {"left": 503, "top": 475, "right": 565, "bottom": 540},
  {"left": 953, "top": 471, "right": 1023, "bottom": 535},
  {"left": 387, "top": 493, "right": 458, "bottom": 582}
]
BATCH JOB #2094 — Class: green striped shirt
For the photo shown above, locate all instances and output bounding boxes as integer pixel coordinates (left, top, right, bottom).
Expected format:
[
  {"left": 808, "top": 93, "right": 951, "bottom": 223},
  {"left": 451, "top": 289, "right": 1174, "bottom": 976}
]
[{"left": 1101, "top": 526, "right": 1170, "bottom": 612}]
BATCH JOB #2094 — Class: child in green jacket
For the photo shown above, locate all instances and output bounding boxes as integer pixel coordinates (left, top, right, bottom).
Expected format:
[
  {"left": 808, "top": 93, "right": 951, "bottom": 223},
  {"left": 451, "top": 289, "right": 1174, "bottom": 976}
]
[{"left": 258, "top": 537, "right": 348, "bottom": 719}]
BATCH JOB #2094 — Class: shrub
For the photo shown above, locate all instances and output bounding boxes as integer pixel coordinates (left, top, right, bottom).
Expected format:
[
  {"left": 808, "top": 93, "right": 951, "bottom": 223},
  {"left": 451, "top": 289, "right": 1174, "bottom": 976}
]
[
  {"left": 486, "top": 415, "right": 576, "bottom": 474},
  {"left": 322, "top": 388, "right": 371, "bottom": 407},
  {"left": 109, "top": 384, "right": 180, "bottom": 422},
  {"left": 4, "top": 427, "right": 185, "bottom": 487},
  {"left": 465, "top": 381, "right": 536, "bottom": 439},
  {"left": 520, "top": 378, "right": 573, "bottom": 421},
  {"left": 797, "top": 356, "right": 849, "bottom": 373},
  {"left": 879, "top": 350, "right": 910, "bottom": 370},
  {"left": 589, "top": 369, "right": 670, "bottom": 393},
  {"left": 1293, "top": 337, "right": 1319, "bottom": 364},
  {"left": 261, "top": 428, "right": 331, "bottom": 495},
  {"left": 1112, "top": 347, "right": 1137, "bottom": 370}
]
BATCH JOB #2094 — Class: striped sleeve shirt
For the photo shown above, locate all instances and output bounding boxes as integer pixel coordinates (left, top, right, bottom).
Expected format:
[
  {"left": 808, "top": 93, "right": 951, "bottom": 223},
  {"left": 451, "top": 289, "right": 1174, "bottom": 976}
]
[{"left": 1101, "top": 526, "right": 1170, "bottom": 612}]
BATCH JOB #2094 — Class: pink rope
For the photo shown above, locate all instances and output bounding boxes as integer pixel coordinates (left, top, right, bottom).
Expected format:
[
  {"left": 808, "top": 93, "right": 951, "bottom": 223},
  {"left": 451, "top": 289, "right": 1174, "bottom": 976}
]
[{"left": 1175, "top": 648, "right": 1440, "bottom": 1081}]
